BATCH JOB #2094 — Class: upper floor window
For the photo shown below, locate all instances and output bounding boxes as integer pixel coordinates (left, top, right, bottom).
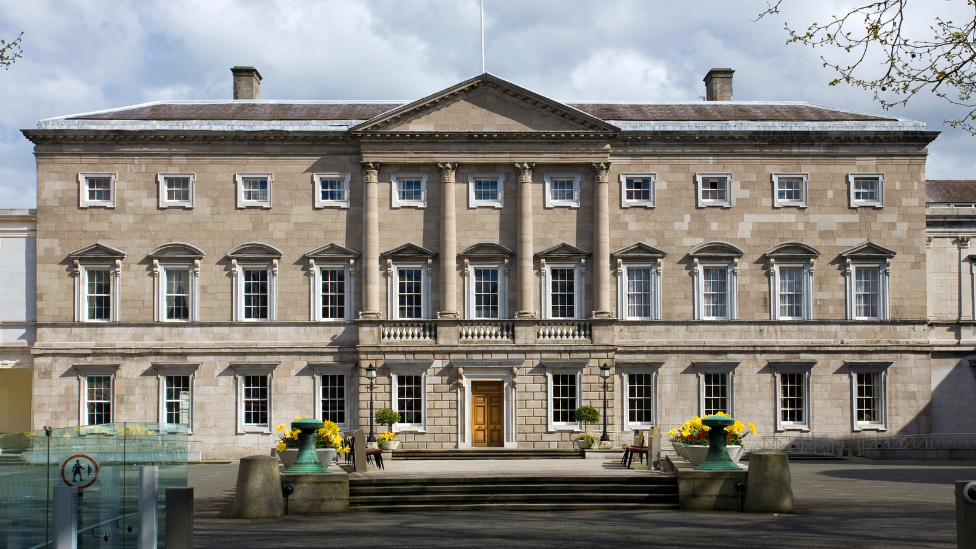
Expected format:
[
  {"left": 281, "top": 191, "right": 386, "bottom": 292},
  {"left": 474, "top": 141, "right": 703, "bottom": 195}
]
[
  {"left": 227, "top": 243, "right": 281, "bottom": 321},
  {"left": 840, "top": 241, "right": 894, "bottom": 321},
  {"left": 391, "top": 174, "right": 428, "bottom": 208},
  {"left": 313, "top": 173, "right": 351, "bottom": 209},
  {"left": 236, "top": 173, "right": 273, "bottom": 208},
  {"left": 772, "top": 174, "right": 808, "bottom": 208},
  {"left": 848, "top": 174, "right": 884, "bottom": 208},
  {"left": 315, "top": 265, "right": 354, "bottom": 321},
  {"left": 619, "top": 264, "right": 660, "bottom": 320},
  {"left": 544, "top": 264, "right": 584, "bottom": 319},
  {"left": 149, "top": 243, "right": 205, "bottom": 323},
  {"left": 158, "top": 173, "right": 194, "bottom": 208},
  {"left": 695, "top": 173, "right": 733, "bottom": 208},
  {"left": 690, "top": 242, "right": 742, "bottom": 320},
  {"left": 79, "top": 173, "right": 117, "bottom": 208},
  {"left": 468, "top": 174, "right": 505, "bottom": 208},
  {"left": 620, "top": 174, "right": 656, "bottom": 208},
  {"left": 162, "top": 266, "right": 193, "bottom": 321},
  {"left": 382, "top": 243, "right": 436, "bottom": 320},
  {"left": 764, "top": 242, "right": 820, "bottom": 321},
  {"left": 459, "top": 243, "right": 514, "bottom": 320},
  {"left": 70, "top": 244, "right": 126, "bottom": 322},
  {"left": 544, "top": 173, "right": 581, "bottom": 208}
]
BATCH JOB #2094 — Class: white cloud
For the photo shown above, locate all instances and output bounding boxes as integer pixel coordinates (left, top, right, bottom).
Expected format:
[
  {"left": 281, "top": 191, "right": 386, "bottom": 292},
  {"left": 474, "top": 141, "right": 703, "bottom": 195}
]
[{"left": 559, "top": 50, "right": 687, "bottom": 101}]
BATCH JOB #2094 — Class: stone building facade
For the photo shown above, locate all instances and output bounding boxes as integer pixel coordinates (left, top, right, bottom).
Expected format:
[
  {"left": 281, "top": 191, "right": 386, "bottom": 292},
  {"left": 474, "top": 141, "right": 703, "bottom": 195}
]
[
  {"left": 0, "top": 210, "right": 36, "bottom": 435},
  {"left": 21, "top": 68, "right": 946, "bottom": 459}
]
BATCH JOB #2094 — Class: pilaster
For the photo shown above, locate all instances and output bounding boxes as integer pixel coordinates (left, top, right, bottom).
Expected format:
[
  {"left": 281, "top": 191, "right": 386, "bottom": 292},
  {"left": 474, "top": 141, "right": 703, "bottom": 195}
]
[
  {"left": 514, "top": 162, "right": 537, "bottom": 319},
  {"left": 438, "top": 162, "right": 459, "bottom": 319},
  {"left": 361, "top": 162, "right": 381, "bottom": 319}
]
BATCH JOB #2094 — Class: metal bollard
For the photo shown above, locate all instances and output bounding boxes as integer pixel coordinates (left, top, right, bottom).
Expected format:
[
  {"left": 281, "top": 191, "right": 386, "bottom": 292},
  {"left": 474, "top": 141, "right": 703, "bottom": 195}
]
[
  {"left": 139, "top": 466, "right": 158, "bottom": 549},
  {"left": 165, "top": 487, "right": 194, "bottom": 549},
  {"left": 958, "top": 481, "right": 976, "bottom": 548},
  {"left": 52, "top": 486, "right": 78, "bottom": 549}
]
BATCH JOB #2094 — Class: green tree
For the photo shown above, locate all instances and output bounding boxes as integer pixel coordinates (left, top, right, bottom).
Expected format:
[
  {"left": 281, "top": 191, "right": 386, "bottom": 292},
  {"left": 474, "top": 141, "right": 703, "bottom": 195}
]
[
  {"left": 0, "top": 32, "right": 23, "bottom": 71},
  {"left": 573, "top": 405, "right": 599, "bottom": 431},
  {"left": 375, "top": 408, "right": 401, "bottom": 433},
  {"left": 758, "top": 1, "right": 976, "bottom": 133}
]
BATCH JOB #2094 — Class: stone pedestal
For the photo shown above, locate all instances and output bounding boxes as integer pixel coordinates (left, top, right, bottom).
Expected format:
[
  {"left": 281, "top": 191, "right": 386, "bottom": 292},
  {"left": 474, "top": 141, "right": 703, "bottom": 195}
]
[
  {"left": 670, "top": 455, "right": 747, "bottom": 511},
  {"left": 281, "top": 468, "right": 350, "bottom": 514},
  {"left": 743, "top": 451, "right": 796, "bottom": 513},
  {"left": 227, "top": 456, "right": 284, "bottom": 519}
]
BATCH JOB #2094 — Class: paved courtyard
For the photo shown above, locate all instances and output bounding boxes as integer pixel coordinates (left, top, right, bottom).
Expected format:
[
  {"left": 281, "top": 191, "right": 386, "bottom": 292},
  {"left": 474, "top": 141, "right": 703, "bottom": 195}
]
[{"left": 190, "top": 457, "right": 974, "bottom": 548}]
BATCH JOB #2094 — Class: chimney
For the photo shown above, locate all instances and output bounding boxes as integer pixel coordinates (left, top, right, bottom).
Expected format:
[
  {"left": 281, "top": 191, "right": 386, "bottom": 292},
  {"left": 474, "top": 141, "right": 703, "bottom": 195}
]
[
  {"left": 231, "top": 66, "right": 262, "bottom": 100},
  {"left": 704, "top": 68, "right": 734, "bottom": 101}
]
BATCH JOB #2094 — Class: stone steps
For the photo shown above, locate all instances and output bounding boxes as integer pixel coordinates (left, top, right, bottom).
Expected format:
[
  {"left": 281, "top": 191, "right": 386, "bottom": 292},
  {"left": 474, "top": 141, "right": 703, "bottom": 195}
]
[
  {"left": 0, "top": 455, "right": 26, "bottom": 465},
  {"left": 349, "top": 475, "right": 679, "bottom": 512},
  {"left": 391, "top": 449, "right": 584, "bottom": 460}
]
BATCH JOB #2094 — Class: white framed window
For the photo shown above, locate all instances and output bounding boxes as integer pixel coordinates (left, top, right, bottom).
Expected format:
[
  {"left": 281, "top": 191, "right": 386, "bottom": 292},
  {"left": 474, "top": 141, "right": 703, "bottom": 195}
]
[
  {"left": 391, "top": 173, "right": 428, "bottom": 208},
  {"left": 620, "top": 174, "right": 656, "bottom": 208},
  {"left": 468, "top": 173, "right": 505, "bottom": 208},
  {"left": 232, "top": 362, "right": 278, "bottom": 433},
  {"left": 770, "top": 362, "right": 814, "bottom": 431},
  {"left": 312, "top": 264, "right": 354, "bottom": 321},
  {"left": 848, "top": 174, "right": 884, "bottom": 208},
  {"left": 232, "top": 261, "right": 277, "bottom": 321},
  {"left": 695, "top": 362, "right": 737, "bottom": 417},
  {"left": 154, "top": 263, "right": 199, "bottom": 322},
  {"left": 389, "top": 263, "right": 431, "bottom": 320},
  {"left": 310, "top": 363, "right": 356, "bottom": 430},
  {"left": 695, "top": 173, "right": 733, "bottom": 208},
  {"left": 543, "top": 263, "right": 585, "bottom": 319},
  {"left": 693, "top": 260, "right": 737, "bottom": 320},
  {"left": 846, "top": 262, "right": 889, "bottom": 320},
  {"left": 772, "top": 174, "right": 808, "bottom": 208},
  {"left": 770, "top": 262, "right": 814, "bottom": 320},
  {"left": 544, "top": 173, "right": 581, "bottom": 208},
  {"left": 85, "top": 375, "right": 113, "bottom": 425},
  {"left": 848, "top": 362, "right": 890, "bottom": 431},
  {"left": 547, "top": 370, "right": 582, "bottom": 431},
  {"left": 157, "top": 173, "right": 194, "bottom": 208},
  {"left": 153, "top": 363, "right": 199, "bottom": 433},
  {"left": 313, "top": 173, "right": 351, "bottom": 209},
  {"left": 236, "top": 173, "right": 273, "bottom": 209},
  {"left": 75, "top": 264, "right": 120, "bottom": 322},
  {"left": 622, "top": 370, "right": 657, "bottom": 430},
  {"left": 617, "top": 263, "right": 661, "bottom": 320},
  {"left": 78, "top": 173, "right": 117, "bottom": 208},
  {"left": 389, "top": 365, "right": 428, "bottom": 433},
  {"left": 464, "top": 263, "right": 508, "bottom": 319}
]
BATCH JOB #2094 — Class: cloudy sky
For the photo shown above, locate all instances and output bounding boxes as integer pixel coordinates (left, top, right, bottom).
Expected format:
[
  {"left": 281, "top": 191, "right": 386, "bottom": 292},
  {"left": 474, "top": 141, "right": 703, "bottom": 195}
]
[{"left": 0, "top": 0, "right": 972, "bottom": 209}]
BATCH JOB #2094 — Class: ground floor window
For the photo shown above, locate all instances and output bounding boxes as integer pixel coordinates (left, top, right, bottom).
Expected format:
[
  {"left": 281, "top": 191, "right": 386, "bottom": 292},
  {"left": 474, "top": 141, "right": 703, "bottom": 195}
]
[
  {"left": 320, "top": 374, "right": 346, "bottom": 425},
  {"left": 165, "top": 375, "right": 191, "bottom": 426},
  {"left": 848, "top": 361, "right": 890, "bottom": 431},
  {"left": 85, "top": 375, "right": 112, "bottom": 425},
  {"left": 243, "top": 375, "right": 269, "bottom": 427}
]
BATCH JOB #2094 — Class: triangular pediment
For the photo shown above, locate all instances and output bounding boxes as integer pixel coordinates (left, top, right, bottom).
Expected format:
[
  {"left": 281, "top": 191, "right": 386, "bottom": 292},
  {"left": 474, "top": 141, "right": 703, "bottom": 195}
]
[
  {"left": 688, "top": 241, "right": 743, "bottom": 258},
  {"left": 535, "top": 243, "right": 591, "bottom": 259},
  {"left": 381, "top": 243, "right": 438, "bottom": 260},
  {"left": 68, "top": 242, "right": 126, "bottom": 260},
  {"left": 611, "top": 242, "right": 667, "bottom": 260},
  {"left": 226, "top": 242, "right": 282, "bottom": 260},
  {"left": 303, "top": 243, "right": 361, "bottom": 261},
  {"left": 148, "top": 242, "right": 206, "bottom": 260},
  {"left": 839, "top": 241, "right": 897, "bottom": 259},
  {"left": 351, "top": 74, "right": 619, "bottom": 134},
  {"left": 763, "top": 241, "right": 820, "bottom": 259},
  {"left": 458, "top": 242, "right": 514, "bottom": 259}
]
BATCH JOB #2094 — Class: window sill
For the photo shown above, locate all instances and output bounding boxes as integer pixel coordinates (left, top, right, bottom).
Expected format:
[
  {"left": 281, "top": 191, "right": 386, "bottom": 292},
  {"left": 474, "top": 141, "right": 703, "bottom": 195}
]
[
  {"left": 393, "top": 426, "right": 425, "bottom": 434},
  {"left": 547, "top": 203, "right": 580, "bottom": 209},
  {"left": 240, "top": 427, "right": 272, "bottom": 434},
  {"left": 160, "top": 203, "right": 193, "bottom": 209},
  {"left": 550, "top": 425, "right": 582, "bottom": 433},
  {"left": 315, "top": 203, "right": 350, "bottom": 209},
  {"left": 622, "top": 202, "right": 655, "bottom": 208},
  {"left": 854, "top": 425, "right": 887, "bottom": 432},
  {"left": 700, "top": 203, "right": 732, "bottom": 209},
  {"left": 773, "top": 204, "right": 807, "bottom": 209},
  {"left": 851, "top": 203, "right": 883, "bottom": 209},
  {"left": 775, "top": 426, "right": 811, "bottom": 432}
]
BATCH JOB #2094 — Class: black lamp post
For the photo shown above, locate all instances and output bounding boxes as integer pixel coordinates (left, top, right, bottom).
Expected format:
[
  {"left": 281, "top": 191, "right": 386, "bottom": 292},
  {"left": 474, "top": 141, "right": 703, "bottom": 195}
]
[
  {"left": 366, "top": 363, "right": 377, "bottom": 442},
  {"left": 600, "top": 362, "right": 611, "bottom": 442}
]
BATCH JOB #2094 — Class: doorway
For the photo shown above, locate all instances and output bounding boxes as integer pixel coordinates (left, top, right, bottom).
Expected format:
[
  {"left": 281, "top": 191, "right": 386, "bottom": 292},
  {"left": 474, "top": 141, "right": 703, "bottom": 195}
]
[{"left": 471, "top": 381, "right": 504, "bottom": 447}]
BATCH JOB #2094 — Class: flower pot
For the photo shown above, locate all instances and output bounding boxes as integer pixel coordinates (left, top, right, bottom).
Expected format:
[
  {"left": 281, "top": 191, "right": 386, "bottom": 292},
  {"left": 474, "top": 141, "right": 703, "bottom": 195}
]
[
  {"left": 727, "top": 445, "right": 743, "bottom": 464},
  {"left": 379, "top": 440, "right": 401, "bottom": 450},
  {"left": 276, "top": 448, "right": 337, "bottom": 469},
  {"left": 682, "top": 445, "right": 743, "bottom": 466},
  {"left": 671, "top": 442, "right": 687, "bottom": 460},
  {"left": 575, "top": 440, "right": 592, "bottom": 449}
]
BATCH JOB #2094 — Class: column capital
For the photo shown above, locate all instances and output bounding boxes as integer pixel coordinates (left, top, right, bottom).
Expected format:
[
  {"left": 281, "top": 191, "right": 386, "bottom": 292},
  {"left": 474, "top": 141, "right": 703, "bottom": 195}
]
[
  {"left": 437, "top": 162, "right": 459, "bottom": 182},
  {"left": 591, "top": 162, "right": 611, "bottom": 183},
  {"left": 514, "top": 162, "right": 536, "bottom": 183},
  {"left": 360, "top": 162, "right": 380, "bottom": 182}
]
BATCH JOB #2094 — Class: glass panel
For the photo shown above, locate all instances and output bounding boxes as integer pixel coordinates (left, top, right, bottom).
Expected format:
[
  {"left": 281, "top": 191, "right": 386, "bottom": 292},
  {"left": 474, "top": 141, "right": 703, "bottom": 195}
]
[
  {"left": 165, "top": 269, "right": 190, "bottom": 320},
  {"left": 87, "top": 269, "right": 112, "bottom": 320},
  {"left": 857, "top": 372, "right": 881, "bottom": 422},
  {"left": 702, "top": 267, "right": 728, "bottom": 319},
  {"left": 703, "top": 373, "right": 728, "bottom": 416},
  {"left": 700, "top": 177, "right": 727, "bottom": 201},
  {"left": 550, "top": 268, "right": 575, "bottom": 318},
  {"left": 319, "top": 179, "right": 345, "bottom": 202},
  {"left": 780, "top": 373, "right": 805, "bottom": 423},
  {"left": 243, "top": 375, "right": 269, "bottom": 425},
  {"left": 625, "top": 177, "right": 652, "bottom": 202},
  {"left": 398, "top": 179, "right": 423, "bottom": 202},
  {"left": 626, "top": 267, "right": 652, "bottom": 319},
  {"left": 854, "top": 177, "right": 879, "bottom": 202},
  {"left": 165, "top": 375, "right": 191, "bottom": 425},
  {"left": 87, "top": 177, "right": 112, "bottom": 202},
  {"left": 551, "top": 374, "right": 577, "bottom": 423},
  {"left": 320, "top": 268, "right": 346, "bottom": 319},
  {"left": 550, "top": 179, "right": 575, "bottom": 202},
  {"left": 627, "top": 373, "right": 654, "bottom": 424},
  {"left": 855, "top": 267, "right": 880, "bottom": 319},
  {"left": 397, "top": 375, "right": 423, "bottom": 424},
  {"left": 320, "top": 375, "right": 346, "bottom": 424},
  {"left": 398, "top": 268, "right": 424, "bottom": 319},
  {"left": 242, "top": 177, "right": 269, "bottom": 202},
  {"left": 778, "top": 267, "right": 804, "bottom": 319},
  {"left": 473, "top": 178, "right": 499, "bottom": 201},
  {"left": 243, "top": 268, "right": 269, "bottom": 320},
  {"left": 473, "top": 268, "right": 499, "bottom": 319},
  {"left": 165, "top": 177, "right": 190, "bottom": 202},
  {"left": 87, "top": 375, "right": 112, "bottom": 425},
  {"left": 777, "top": 177, "right": 804, "bottom": 202}
]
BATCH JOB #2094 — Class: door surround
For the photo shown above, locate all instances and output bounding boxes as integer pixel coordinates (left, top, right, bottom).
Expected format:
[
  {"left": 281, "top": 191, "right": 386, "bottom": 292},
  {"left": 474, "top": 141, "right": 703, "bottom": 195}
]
[{"left": 454, "top": 360, "right": 521, "bottom": 449}]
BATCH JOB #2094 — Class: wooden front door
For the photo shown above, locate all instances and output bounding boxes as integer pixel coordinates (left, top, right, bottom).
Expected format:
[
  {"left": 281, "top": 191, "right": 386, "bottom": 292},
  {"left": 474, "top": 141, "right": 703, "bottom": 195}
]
[{"left": 472, "top": 381, "right": 504, "bottom": 447}]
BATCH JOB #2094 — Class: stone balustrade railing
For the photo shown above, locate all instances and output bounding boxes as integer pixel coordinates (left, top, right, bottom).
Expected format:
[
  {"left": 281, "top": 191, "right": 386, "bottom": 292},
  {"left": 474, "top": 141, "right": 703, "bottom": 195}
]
[
  {"left": 381, "top": 321, "right": 437, "bottom": 342},
  {"left": 459, "top": 321, "right": 515, "bottom": 342},
  {"left": 537, "top": 321, "right": 592, "bottom": 341}
]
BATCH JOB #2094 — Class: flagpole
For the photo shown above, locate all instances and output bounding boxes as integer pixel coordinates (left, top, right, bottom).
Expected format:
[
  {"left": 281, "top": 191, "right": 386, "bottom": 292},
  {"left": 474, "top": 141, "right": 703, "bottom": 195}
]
[{"left": 480, "top": 0, "right": 485, "bottom": 73}]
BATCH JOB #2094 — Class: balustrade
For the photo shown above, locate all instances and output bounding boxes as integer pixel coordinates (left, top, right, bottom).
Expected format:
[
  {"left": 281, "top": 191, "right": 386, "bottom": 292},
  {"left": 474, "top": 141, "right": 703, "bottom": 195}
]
[
  {"left": 381, "top": 321, "right": 437, "bottom": 342},
  {"left": 537, "top": 321, "right": 592, "bottom": 341},
  {"left": 459, "top": 321, "right": 515, "bottom": 341}
]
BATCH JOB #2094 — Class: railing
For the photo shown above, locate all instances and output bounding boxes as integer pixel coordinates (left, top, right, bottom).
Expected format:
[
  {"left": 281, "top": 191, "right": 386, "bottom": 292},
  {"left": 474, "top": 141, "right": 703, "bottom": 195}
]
[
  {"left": 745, "top": 436, "right": 843, "bottom": 456},
  {"left": 856, "top": 433, "right": 976, "bottom": 456},
  {"left": 537, "top": 321, "right": 592, "bottom": 341},
  {"left": 459, "top": 321, "right": 514, "bottom": 341},
  {"left": 381, "top": 321, "right": 437, "bottom": 342}
]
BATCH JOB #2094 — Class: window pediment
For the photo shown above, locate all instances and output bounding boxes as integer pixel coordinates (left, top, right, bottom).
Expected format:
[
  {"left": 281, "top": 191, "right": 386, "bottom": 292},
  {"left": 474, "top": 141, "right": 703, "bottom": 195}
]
[
  {"left": 458, "top": 242, "right": 514, "bottom": 260},
  {"left": 226, "top": 242, "right": 283, "bottom": 260},
  {"left": 381, "top": 243, "right": 438, "bottom": 261},
  {"left": 148, "top": 242, "right": 206, "bottom": 260},
  {"left": 304, "top": 243, "right": 361, "bottom": 261},
  {"left": 688, "top": 241, "right": 743, "bottom": 259},
  {"left": 611, "top": 242, "right": 667, "bottom": 261},
  {"left": 68, "top": 243, "right": 126, "bottom": 261},
  {"left": 763, "top": 241, "right": 820, "bottom": 260},
  {"left": 535, "top": 243, "right": 590, "bottom": 260},
  {"left": 839, "top": 241, "right": 896, "bottom": 259}
]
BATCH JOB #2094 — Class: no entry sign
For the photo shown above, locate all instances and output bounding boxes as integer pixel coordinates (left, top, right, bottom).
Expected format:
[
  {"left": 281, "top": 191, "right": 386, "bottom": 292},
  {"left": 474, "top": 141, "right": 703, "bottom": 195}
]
[{"left": 60, "top": 454, "right": 99, "bottom": 489}]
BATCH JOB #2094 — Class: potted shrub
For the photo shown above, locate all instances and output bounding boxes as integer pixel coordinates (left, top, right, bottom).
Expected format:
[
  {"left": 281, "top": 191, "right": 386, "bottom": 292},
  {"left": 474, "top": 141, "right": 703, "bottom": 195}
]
[
  {"left": 667, "top": 413, "right": 756, "bottom": 465},
  {"left": 375, "top": 408, "right": 401, "bottom": 448},
  {"left": 574, "top": 433, "right": 598, "bottom": 449},
  {"left": 377, "top": 431, "right": 400, "bottom": 450},
  {"left": 275, "top": 418, "right": 349, "bottom": 468},
  {"left": 573, "top": 405, "right": 600, "bottom": 448}
]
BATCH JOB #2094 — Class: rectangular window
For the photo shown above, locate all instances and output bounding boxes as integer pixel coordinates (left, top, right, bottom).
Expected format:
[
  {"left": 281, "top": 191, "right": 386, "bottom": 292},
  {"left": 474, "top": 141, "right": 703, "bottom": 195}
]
[
  {"left": 391, "top": 174, "right": 428, "bottom": 208},
  {"left": 702, "top": 373, "right": 729, "bottom": 416},
  {"left": 626, "top": 267, "right": 653, "bottom": 319},
  {"left": 88, "top": 178, "right": 112, "bottom": 202},
  {"left": 474, "top": 179, "right": 498, "bottom": 201},
  {"left": 473, "top": 268, "right": 500, "bottom": 319},
  {"left": 399, "top": 180, "right": 422, "bottom": 202},
  {"left": 397, "top": 374, "right": 423, "bottom": 425},
  {"left": 622, "top": 175, "right": 655, "bottom": 207},
  {"left": 86, "top": 269, "right": 112, "bottom": 321},
  {"left": 320, "top": 374, "right": 346, "bottom": 425},
  {"left": 702, "top": 267, "right": 728, "bottom": 320},
  {"left": 243, "top": 375, "right": 269, "bottom": 426},
  {"left": 549, "top": 267, "right": 576, "bottom": 319},
  {"left": 854, "top": 267, "right": 880, "bottom": 319},
  {"left": 696, "top": 173, "right": 733, "bottom": 207},
  {"left": 856, "top": 372, "right": 881, "bottom": 423},
  {"left": 467, "top": 173, "right": 505, "bottom": 208},
  {"left": 550, "top": 179, "right": 575, "bottom": 201},
  {"left": 243, "top": 268, "right": 269, "bottom": 320},
  {"left": 157, "top": 173, "right": 195, "bottom": 208},
  {"left": 165, "top": 269, "right": 190, "bottom": 321},
  {"left": 236, "top": 173, "right": 273, "bottom": 208},
  {"left": 848, "top": 174, "right": 884, "bottom": 208},
  {"left": 320, "top": 268, "right": 346, "bottom": 320},
  {"left": 320, "top": 179, "right": 345, "bottom": 202},
  {"left": 772, "top": 174, "right": 808, "bottom": 208},
  {"left": 779, "top": 373, "right": 805, "bottom": 424},
  {"left": 86, "top": 375, "right": 112, "bottom": 425},
  {"left": 313, "top": 173, "right": 351, "bottom": 208},
  {"left": 778, "top": 267, "right": 804, "bottom": 320},
  {"left": 165, "top": 177, "right": 190, "bottom": 203},
  {"left": 627, "top": 373, "right": 655, "bottom": 425},
  {"left": 165, "top": 375, "right": 191, "bottom": 425},
  {"left": 397, "top": 268, "right": 424, "bottom": 319},
  {"left": 79, "top": 173, "right": 117, "bottom": 208},
  {"left": 551, "top": 373, "right": 577, "bottom": 424},
  {"left": 544, "top": 174, "right": 581, "bottom": 208}
]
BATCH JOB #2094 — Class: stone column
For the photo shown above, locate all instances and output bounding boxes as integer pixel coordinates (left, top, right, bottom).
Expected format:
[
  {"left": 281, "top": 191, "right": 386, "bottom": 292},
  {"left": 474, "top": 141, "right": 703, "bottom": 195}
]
[
  {"left": 438, "top": 162, "right": 459, "bottom": 319},
  {"left": 592, "top": 162, "right": 613, "bottom": 318},
  {"left": 361, "top": 162, "right": 381, "bottom": 319},
  {"left": 515, "top": 162, "right": 537, "bottom": 319}
]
